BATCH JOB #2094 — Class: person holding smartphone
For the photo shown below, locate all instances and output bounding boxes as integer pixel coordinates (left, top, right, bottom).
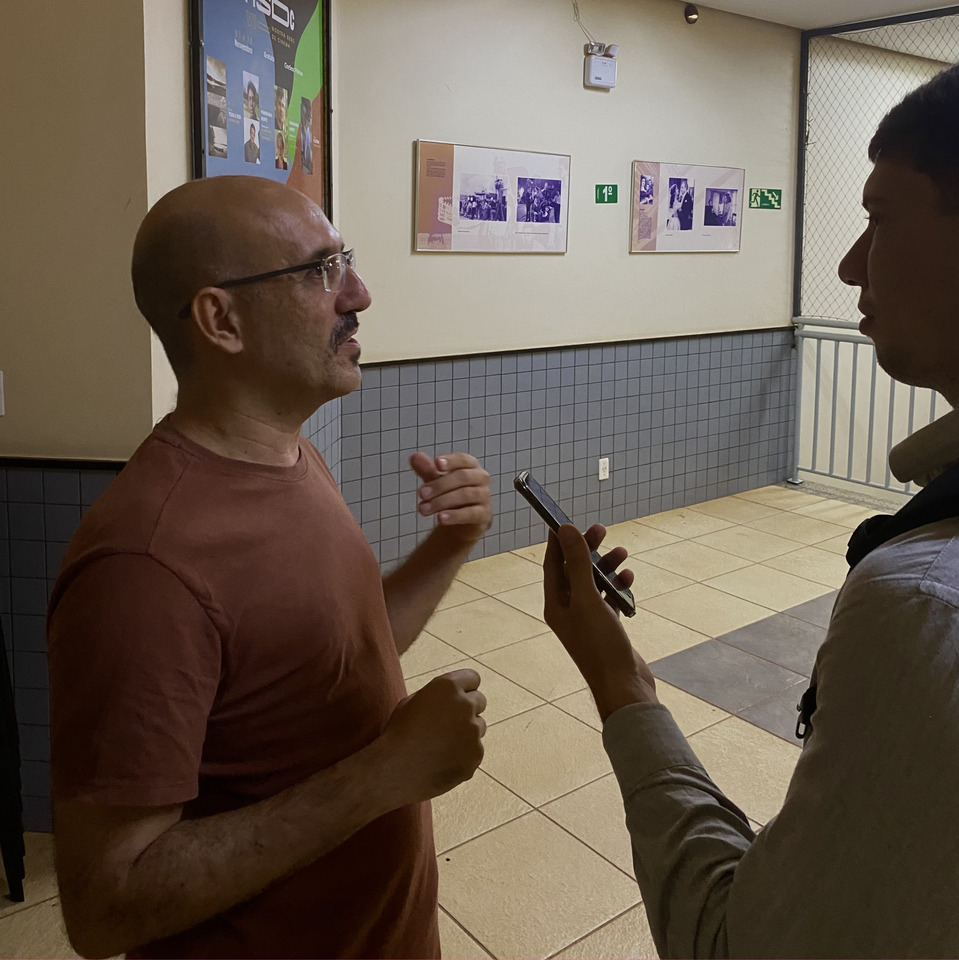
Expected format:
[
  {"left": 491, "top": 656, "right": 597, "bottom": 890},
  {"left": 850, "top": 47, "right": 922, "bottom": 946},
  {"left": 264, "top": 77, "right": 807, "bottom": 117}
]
[
  {"left": 47, "top": 175, "right": 492, "bottom": 960},
  {"left": 542, "top": 64, "right": 959, "bottom": 958}
]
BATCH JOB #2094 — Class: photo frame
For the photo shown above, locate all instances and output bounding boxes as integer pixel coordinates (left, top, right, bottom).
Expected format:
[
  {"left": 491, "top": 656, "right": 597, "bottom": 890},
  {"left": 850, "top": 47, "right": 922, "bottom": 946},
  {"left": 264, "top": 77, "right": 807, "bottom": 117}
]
[
  {"left": 414, "top": 141, "right": 571, "bottom": 253},
  {"left": 189, "top": 0, "right": 331, "bottom": 212},
  {"left": 630, "top": 160, "right": 745, "bottom": 253}
]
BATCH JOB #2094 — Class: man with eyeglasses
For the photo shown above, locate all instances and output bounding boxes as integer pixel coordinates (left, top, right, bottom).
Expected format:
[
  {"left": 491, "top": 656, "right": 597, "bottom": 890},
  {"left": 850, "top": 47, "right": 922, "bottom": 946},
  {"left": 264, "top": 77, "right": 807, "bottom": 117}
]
[{"left": 46, "top": 175, "right": 492, "bottom": 959}]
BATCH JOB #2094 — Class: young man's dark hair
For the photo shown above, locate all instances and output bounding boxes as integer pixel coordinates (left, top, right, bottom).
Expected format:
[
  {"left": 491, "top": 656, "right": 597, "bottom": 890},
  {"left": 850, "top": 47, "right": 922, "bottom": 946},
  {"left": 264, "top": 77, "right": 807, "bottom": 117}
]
[{"left": 869, "top": 61, "right": 959, "bottom": 208}]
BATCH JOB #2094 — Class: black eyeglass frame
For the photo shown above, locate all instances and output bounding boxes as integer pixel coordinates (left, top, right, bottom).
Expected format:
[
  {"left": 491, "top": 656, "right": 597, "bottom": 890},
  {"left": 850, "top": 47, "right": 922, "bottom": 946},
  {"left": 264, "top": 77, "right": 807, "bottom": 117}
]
[{"left": 175, "top": 248, "right": 355, "bottom": 319}]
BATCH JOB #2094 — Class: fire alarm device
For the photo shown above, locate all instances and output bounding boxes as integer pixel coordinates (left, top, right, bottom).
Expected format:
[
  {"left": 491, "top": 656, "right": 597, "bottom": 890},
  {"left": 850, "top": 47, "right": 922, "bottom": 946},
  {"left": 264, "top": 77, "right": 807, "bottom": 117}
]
[{"left": 584, "top": 54, "right": 617, "bottom": 89}]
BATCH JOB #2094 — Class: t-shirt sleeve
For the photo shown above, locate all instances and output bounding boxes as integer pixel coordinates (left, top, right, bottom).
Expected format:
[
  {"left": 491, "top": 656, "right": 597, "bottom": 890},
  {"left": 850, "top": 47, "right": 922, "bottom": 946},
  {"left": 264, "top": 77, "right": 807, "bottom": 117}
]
[{"left": 47, "top": 553, "right": 222, "bottom": 806}]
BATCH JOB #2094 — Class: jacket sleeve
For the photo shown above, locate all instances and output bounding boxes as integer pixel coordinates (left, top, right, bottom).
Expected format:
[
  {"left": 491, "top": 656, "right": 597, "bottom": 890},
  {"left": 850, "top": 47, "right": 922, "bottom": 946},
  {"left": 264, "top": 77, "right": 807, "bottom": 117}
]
[{"left": 604, "top": 539, "right": 959, "bottom": 958}]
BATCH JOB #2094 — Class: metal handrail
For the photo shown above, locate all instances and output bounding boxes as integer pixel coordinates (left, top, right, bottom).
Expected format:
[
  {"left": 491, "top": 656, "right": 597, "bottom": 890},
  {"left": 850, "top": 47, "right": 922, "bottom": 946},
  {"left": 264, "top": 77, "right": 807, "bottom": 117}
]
[{"left": 789, "top": 318, "right": 937, "bottom": 495}]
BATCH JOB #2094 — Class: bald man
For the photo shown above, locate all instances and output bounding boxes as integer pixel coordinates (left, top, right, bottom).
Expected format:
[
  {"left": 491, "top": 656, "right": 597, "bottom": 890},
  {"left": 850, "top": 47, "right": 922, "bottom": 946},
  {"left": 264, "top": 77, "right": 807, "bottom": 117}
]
[{"left": 47, "top": 176, "right": 491, "bottom": 959}]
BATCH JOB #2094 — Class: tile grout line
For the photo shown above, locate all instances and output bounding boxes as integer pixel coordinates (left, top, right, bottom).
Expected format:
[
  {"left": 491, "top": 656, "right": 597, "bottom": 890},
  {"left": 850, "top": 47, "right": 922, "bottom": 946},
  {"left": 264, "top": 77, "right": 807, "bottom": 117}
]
[
  {"left": 437, "top": 904, "right": 499, "bottom": 960},
  {"left": 545, "top": 900, "right": 648, "bottom": 960}
]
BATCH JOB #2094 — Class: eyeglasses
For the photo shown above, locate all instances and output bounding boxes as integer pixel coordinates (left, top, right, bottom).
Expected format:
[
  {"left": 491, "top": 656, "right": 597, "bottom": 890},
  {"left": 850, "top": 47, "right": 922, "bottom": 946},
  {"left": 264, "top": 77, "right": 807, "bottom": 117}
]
[{"left": 176, "top": 248, "right": 356, "bottom": 319}]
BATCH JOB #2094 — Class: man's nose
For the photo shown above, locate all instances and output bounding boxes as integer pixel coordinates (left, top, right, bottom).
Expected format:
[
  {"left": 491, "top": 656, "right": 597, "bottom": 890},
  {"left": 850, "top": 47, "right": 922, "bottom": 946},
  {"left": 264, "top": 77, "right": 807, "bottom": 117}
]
[
  {"left": 337, "top": 265, "right": 372, "bottom": 313},
  {"left": 838, "top": 229, "right": 868, "bottom": 287}
]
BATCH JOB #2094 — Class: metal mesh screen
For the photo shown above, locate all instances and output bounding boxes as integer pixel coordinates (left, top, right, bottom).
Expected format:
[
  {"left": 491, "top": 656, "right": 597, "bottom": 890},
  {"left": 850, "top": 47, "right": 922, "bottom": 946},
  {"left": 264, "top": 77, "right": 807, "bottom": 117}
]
[{"left": 799, "top": 15, "right": 959, "bottom": 320}]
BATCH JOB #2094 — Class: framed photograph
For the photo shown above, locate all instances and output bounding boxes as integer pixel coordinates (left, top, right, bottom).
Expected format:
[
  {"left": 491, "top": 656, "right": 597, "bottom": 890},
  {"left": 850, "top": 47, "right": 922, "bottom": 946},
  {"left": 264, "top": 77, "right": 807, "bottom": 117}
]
[
  {"left": 414, "top": 141, "right": 570, "bottom": 253},
  {"left": 189, "top": 0, "right": 331, "bottom": 212},
  {"left": 630, "top": 160, "right": 745, "bottom": 253}
]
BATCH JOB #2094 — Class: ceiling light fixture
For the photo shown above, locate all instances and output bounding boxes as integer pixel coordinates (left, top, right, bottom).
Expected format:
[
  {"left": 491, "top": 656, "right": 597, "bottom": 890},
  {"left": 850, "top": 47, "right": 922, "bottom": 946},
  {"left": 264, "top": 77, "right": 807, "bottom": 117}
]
[{"left": 684, "top": 4, "right": 699, "bottom": 23}]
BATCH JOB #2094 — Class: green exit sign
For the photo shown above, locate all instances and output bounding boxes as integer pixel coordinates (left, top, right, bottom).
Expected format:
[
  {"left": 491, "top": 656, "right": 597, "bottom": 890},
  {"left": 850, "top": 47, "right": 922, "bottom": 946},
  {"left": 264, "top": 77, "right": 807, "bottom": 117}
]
[
  {"left": 595, "top": 184, "right": 618, "bottom": 203},
  {"left": 749, "top": 188, "right": 782, "bottom": 209}
]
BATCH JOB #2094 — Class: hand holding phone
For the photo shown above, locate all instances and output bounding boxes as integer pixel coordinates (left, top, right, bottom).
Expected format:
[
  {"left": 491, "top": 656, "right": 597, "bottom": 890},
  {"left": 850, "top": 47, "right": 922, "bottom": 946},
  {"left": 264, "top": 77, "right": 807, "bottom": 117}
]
[{"left": 513, "top": 470, "right": 636, "bottom": 617}]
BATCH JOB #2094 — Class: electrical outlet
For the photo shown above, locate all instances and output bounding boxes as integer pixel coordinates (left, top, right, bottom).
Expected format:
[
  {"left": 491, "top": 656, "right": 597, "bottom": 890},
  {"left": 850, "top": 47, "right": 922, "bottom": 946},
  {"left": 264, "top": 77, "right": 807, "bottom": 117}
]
[{"left": 598, "top": 457, "right": 609, "bottom": 481}]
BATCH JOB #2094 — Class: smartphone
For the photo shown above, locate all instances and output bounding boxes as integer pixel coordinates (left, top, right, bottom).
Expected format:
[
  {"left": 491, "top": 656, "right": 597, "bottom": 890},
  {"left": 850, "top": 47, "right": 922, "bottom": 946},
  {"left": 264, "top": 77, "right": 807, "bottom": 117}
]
[{"left": 514, "top": 470, "right": 636, "bottom": 617}]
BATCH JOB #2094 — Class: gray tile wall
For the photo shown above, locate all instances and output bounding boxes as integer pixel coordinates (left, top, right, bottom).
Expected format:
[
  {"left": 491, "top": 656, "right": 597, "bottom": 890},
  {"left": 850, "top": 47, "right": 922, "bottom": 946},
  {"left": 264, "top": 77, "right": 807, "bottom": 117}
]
[
  {"left": 1, "top": 463, "right": 122, "bottom": 832},
  {"left": 0, "top": 326, "right": 796, "bottom": 831},
  {"left": 303, "top": 395, "right": 342, "bottom": 485},
  {"left": 340, "top": 329, "right": 796, "bottom": 571}
]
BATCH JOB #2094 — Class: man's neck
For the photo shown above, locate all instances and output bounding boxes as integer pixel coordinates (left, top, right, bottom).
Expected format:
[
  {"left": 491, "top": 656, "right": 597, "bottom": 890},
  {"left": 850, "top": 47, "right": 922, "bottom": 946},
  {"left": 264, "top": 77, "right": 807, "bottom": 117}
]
[{"left": 169, "top": 402, "right": 303, "bottom": 467}]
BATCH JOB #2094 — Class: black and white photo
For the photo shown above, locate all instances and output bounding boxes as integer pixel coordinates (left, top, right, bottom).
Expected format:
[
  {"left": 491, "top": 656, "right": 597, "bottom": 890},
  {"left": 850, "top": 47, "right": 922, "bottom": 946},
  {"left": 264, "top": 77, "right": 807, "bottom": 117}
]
[
  {"left": 704, "top": 187, "right": 739, "bottom": 226},
  {"left": 458, "top": 175, "right": 508, "bottom": 221},
  {"left": 639, "top": 174, "right": 654, "bottom": 204},
  {"left": 205, "top": 56, "right": 227, "bottom": 159},
  {"left": 666, "top": 177, "right": 695, "bottom": 231},
  {"left": 517, "top": 177, "right": 562, "bottom": 223}
]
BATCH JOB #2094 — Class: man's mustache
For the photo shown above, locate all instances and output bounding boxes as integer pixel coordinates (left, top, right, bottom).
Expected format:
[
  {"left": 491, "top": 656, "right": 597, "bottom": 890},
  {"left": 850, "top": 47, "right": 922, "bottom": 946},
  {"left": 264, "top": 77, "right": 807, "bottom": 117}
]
[{"left": 331, "top": 313, "right": 359, "bottom": 347}]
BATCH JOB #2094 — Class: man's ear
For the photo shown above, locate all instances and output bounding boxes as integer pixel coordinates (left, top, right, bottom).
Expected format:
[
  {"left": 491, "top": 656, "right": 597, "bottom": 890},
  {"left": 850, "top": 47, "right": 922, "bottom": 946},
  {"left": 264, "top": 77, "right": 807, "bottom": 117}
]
[{"left": 188, "top": 287, "right": 245, "bottom": 356}]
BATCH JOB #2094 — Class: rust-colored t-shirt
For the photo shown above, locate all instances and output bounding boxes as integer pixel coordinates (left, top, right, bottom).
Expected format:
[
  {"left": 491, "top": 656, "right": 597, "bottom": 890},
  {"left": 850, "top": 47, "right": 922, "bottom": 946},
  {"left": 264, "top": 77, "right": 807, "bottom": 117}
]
[{"left": 47, "top": 416, "right": 439, "bottom": 959}]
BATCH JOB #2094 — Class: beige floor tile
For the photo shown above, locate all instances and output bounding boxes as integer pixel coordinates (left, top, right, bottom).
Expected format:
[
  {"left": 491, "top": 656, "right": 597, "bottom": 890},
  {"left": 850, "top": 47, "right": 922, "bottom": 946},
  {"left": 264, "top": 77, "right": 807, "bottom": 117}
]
[
  {"left": 621, "top": 608, "right": 711, "bottom": 664},
  {"left": 552, "top": 904, "right": 657, "bottom": 960},
  {"left": 553, "top": 688, "right": 602, "bottom": 731},
  {"left": 542, "top": 774, "right": 634, "bottom": 876},
  {"left": 400, "top": 631, "right": 467, "bottom": 679},
  {"left": 656, "top": 681, "right": 729, "bottom": 736},
  {"left": 640, "top": 584, "right": 772, "bottom": 638},
  {"left": 496, "top": 582, "right": 545, "bottom": 621},
  {"left": 0, "top": 833, "right": 57, "bottom": 921},
  {"left": 746, "top": 512, "right": 848, "bottom": 546},
  {"left": 439, "top": 908, "right": 493, "bottom": 959},
  {"left": 817, "top": 532, "right": 852, "bottom": 556},
  {"left": 513, "top": 540, "right": 548, "bottom": 564},
  {"left": 705, "top": 565, "right": 829, "bottom": 612},
  {"left": 0, "top": 898, "right": 79, "bottom": 960},
  {"left": 623, "top": 560, "right": 693, "bottom": 602},
  {"left": 439, "top": 812, "right": 639, "bottom": 960},
  {"left": 687, "top": 716, "right": 801, "bottom": 825},
  {"left": 405, "top": 658, "right": 544, "bottom": 726},
  {"left": 639, "top": 540, "right": 752, "bottom": 581},
  {"left": 636, "top": 508, "right": 734, "bottom": 540},
  {"left": 734, "top": 485, "right": 826, "bottom": 510},
  {"left": 456, "top": 552, "right": 543, "bottom": 595},
  {"left": 602, "top": 521, "right": 680, "bottom": 555},
  {"left": 686, "top": 495, "right": 781, "bottom": 524},
  {"left": 481, "top": 705, "right": 611, "bottom": 807},
  {"left": 432, "top": 769, "right": 532, "bottom": 854},
  {"left": 764, "top": 546, "right": 850, "bottom": 589},
  {"left": 693, "top": 524, "right": 800, "bottom": 562},
  {"left": 478, "top": 633, "right": 586, "bottom": 702},
  {"left": 549, "top": 681, "right": 728, "bottom": 739},
  {"left": 436, "top": 579, "right": 485, "bottom": 611},
  {"left": 791, "top": 500, "right": 879, "bottom": 528},
  {"left": 427, "top": 597, "right": 547, "bottom": 656}
]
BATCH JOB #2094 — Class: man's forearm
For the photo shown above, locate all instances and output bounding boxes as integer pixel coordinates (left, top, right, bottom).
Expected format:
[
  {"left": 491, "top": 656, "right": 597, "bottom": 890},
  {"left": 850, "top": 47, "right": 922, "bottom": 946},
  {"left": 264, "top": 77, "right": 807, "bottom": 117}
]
[
  {"left": 62, "top": 737, "right": 402, "bottom": 958},
  {"left": 383, "top": 527, "right": 474, "bottom": 654}
]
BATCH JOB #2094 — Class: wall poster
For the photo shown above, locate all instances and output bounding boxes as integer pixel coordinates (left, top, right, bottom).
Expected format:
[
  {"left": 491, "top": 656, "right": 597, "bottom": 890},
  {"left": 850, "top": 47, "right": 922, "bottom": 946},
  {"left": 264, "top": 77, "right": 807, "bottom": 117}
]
[
  {"left": 630, "top": 161, "right": 745, "bottom": 253},
  {"left": 190, "top": 0, "right": 331, "bottom": 212},
  {"left": 414, "top": 141, "right": 571, "bottom": 253}
]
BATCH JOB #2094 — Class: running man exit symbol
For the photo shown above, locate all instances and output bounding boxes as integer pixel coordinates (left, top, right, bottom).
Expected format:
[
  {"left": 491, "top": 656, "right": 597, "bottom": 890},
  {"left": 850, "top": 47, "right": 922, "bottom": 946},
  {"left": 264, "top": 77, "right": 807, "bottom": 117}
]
[
  {"left": 595, "top": 184, "right": 618, "bottom": 203},
  {"left": 749, "top": 188, "right": 782, "bottom": 209}
]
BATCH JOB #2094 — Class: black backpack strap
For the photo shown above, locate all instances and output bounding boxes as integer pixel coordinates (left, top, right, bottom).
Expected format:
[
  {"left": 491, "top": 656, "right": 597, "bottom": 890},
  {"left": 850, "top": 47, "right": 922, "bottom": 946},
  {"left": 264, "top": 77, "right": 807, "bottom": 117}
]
[{"left": 846, "top": 461, "right": 959, "bottom": 570}]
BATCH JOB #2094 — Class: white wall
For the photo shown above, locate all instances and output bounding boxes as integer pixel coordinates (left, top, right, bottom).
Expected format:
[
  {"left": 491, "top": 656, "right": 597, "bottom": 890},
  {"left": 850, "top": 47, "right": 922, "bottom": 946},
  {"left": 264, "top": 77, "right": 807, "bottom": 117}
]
[
  {"left": 334, "top": 0, "right": 800, "bottom": 363},
  {"left": 143, "top": 0, "right": 192, "bottom": 424},
  {"left": 0, "top": 0, "right": 154, "bottom": 459}
]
